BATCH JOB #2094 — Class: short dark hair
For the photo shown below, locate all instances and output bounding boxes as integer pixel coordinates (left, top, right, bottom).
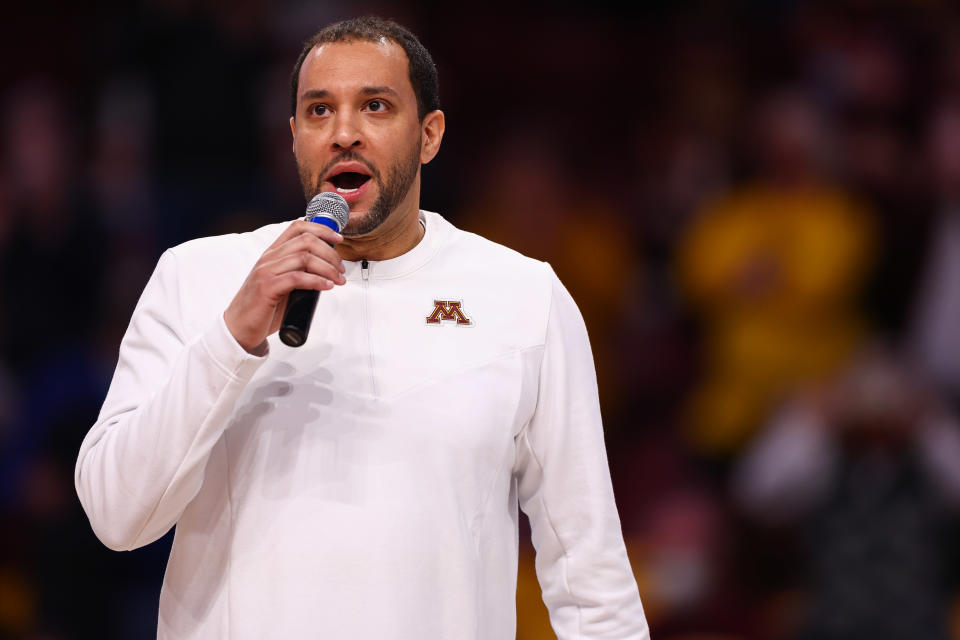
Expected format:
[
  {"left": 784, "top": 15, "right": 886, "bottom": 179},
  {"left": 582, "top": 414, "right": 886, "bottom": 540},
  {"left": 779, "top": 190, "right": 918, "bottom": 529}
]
[{"left": 289, "top": 16, "right": 440, "bottom": 121}]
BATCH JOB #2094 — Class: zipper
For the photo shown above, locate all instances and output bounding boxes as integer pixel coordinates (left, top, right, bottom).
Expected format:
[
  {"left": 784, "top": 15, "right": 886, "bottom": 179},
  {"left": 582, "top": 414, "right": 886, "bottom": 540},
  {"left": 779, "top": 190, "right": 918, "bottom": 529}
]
[{"left": 360, "top": 259, "right": 377, "bottom": 396}]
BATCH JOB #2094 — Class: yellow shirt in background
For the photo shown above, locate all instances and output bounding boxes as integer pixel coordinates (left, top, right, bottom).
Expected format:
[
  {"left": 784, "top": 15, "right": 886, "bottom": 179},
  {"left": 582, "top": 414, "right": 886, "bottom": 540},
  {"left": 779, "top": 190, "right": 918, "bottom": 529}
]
[{"left": 678, "top": 183, "right": 876, "bottom": 454}]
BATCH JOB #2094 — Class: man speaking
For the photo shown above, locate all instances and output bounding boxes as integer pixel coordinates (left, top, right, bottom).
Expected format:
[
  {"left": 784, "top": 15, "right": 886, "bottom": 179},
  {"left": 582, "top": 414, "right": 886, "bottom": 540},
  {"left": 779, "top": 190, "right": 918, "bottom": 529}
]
[{"left": 75, "top": 16, "right": 648, "bottom": 639}]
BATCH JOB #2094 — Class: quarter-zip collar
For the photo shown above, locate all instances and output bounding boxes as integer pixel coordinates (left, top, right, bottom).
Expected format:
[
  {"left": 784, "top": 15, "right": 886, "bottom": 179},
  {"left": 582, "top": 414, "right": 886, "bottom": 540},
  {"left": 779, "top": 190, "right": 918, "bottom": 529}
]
[{"left": 343, "top": 210, "right": 444, "bottom": 281}]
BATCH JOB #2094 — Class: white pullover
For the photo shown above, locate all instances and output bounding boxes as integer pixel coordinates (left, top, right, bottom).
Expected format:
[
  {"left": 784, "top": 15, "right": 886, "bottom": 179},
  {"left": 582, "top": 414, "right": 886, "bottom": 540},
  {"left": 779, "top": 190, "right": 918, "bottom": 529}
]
[{"left": 75, "top": 211, "right": 649, "bottom": 639}]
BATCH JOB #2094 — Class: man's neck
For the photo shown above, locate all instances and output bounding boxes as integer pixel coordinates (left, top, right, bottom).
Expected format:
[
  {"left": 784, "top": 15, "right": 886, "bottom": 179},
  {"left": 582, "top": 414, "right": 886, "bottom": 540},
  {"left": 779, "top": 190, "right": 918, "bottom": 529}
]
[{"left": 336, "top": 205, "right": 424, "bottom": 262}]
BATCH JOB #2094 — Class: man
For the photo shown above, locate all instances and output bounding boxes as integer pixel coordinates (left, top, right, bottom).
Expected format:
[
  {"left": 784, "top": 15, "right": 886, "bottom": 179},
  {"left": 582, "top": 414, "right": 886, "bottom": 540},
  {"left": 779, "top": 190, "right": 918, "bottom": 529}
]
[{"left": 75, "top": 17, "right": 648, "bottom": 639}]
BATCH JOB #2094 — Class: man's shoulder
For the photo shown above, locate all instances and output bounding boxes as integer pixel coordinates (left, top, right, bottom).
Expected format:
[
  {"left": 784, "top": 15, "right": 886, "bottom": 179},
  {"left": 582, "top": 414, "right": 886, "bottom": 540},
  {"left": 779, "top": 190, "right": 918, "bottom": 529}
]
[
  {"left": 166, "top": 220, "right": 289, "bottom": 266},
  {"left": 434, "top": 212, "right": 551, "bottom": 282},
  {"left": 426, "top": 212, "right": 558, "bottom": 346}
]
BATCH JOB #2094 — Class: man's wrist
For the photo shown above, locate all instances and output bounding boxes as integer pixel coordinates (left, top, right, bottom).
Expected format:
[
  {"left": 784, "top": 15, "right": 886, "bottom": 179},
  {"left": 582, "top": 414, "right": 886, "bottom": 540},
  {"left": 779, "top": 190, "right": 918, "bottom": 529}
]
[{"left": 219, "top": 312, "right": 270, "bottom": 360}]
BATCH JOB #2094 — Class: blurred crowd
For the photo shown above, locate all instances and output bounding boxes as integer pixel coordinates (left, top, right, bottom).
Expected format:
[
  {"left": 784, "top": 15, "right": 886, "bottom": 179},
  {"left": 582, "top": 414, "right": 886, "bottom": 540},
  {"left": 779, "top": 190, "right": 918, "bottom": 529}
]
[{"left": 3, "top": 1, "right": 960, "bottom": 638}]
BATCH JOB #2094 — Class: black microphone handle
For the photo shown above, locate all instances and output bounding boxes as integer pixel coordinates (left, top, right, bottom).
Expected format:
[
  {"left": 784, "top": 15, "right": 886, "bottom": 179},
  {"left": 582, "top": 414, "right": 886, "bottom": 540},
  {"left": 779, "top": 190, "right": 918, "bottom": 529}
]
[
  {"left": 277, "top": 190, "right": 348, "bottom": 348},
  {"left": 279, "top": 288, "right": 319, "bottom": 347}
]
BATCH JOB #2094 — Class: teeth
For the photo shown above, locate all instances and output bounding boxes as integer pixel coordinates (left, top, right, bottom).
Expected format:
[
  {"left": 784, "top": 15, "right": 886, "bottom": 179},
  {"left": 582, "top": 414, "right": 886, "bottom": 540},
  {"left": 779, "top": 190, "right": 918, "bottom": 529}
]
[{"left": 336, "top": 187, "right": 359, "bottom": 194}]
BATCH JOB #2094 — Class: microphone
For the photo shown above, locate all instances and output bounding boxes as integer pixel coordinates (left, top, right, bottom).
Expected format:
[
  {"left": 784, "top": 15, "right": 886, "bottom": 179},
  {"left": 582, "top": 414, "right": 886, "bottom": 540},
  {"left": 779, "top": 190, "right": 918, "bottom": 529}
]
[{"left": 279, "top": 192, "right": 350, "bottom": 347}]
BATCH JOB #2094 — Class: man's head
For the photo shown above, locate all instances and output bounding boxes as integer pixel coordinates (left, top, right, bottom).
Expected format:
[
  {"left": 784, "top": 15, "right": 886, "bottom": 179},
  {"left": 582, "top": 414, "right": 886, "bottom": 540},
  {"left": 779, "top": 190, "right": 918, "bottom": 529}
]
[
  {"left": 289, "top": 17, "right": 444, "bottom": 238},
  {"left": 290, "top": 17, "right": 440, "bottom": 123}
]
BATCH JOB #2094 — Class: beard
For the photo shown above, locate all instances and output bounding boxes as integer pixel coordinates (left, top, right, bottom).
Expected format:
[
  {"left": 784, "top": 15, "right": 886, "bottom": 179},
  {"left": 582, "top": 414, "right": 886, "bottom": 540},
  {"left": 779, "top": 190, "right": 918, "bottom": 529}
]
[{"left": 298, "top": 137, "right": 422, "bottom": 236}]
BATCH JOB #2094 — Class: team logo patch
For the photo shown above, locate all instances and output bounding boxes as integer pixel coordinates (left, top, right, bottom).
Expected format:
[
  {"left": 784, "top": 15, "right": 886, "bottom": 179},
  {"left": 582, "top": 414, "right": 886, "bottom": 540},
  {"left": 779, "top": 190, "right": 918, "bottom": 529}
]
[{"left": 425, "top": 300, "right": 473, "bottom": 326}]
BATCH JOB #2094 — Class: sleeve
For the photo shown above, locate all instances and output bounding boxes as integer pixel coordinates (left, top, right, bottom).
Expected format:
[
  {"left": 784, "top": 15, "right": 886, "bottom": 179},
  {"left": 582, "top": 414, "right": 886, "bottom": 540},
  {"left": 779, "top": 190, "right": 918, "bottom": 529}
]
[
  {"left": 514, "top": 266, "right": 649, "bottom": 639},
  {"left": 75, "top": 249, "right": 267, "bottom": 551}
]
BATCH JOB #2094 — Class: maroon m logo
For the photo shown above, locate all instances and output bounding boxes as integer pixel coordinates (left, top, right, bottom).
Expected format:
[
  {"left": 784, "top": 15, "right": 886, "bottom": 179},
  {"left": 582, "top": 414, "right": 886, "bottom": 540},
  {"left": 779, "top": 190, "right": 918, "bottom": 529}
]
[{"left": 425, "top": 300, "right": 472, "bottom": 326}]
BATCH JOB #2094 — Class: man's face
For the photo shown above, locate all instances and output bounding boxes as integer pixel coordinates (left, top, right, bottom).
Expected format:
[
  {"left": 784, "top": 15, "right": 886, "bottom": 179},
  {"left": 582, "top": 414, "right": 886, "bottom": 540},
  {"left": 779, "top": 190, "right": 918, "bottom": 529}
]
[{"left": 291, "top": 39, "right": 425, "bottom": 236}]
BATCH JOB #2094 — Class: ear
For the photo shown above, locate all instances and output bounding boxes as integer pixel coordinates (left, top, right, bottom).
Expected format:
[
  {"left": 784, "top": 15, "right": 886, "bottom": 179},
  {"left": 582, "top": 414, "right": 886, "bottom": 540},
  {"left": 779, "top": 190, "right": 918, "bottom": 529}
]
[
  {"left": 290, "top": 116, "right": 297, "bottom": 154},
  {"left": 419, "top": 110, "right": 446, "bottom": 165}
]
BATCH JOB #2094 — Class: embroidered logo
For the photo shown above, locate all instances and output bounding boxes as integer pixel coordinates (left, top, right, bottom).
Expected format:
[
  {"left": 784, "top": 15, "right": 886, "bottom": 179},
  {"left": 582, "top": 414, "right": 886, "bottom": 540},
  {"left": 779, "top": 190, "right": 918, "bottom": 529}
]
[{"left": 425, "top": 300, "right": 473, "bottom": 326}]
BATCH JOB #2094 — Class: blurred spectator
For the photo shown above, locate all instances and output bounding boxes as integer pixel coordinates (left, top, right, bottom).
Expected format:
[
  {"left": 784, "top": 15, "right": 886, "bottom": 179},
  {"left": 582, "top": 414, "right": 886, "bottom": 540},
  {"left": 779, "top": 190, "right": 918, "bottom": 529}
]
[
  {"left": 908, "top": 99, "right": 960, "bottom": 409},
  {"left": 609, "top": 432, "right": 753, "bottom": 640},
  {"left": 677, "top": 87, "right": 876, "bottom": 460},
  {"left": 800, "top": 15, "right": 932, "bottom": 340},
  {"left": 733, "top": 344, "right": 960, "bottom": 640},
  {"left": 0, "top": 80, "right": 108, "bottom": 371},
  {"left": 91, "top": 76, "right": 158, "bottom": 243},
  {"left": 629, "top": 483, "right": 748, "bottom": 640}
]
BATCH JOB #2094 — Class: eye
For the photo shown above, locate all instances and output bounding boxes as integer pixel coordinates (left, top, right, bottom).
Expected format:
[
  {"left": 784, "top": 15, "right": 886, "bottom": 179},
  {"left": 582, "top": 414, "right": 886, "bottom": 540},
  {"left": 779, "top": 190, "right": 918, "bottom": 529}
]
[
  {"left": 366, "top": 100, "right": 387, "bottom": 113},
  {"left": 311, "top": 104, "right": 329, "bottom": 117}
]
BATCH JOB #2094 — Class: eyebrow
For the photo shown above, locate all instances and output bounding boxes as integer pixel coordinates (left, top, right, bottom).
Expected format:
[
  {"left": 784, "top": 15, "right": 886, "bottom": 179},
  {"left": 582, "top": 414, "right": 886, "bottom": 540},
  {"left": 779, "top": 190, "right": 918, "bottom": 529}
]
[
  {"left": 299, "top": 89, "right": 331, "bottom": 102},
  {"left": 299, "top": 86, "right": 401, "bottom": 104},
  {"left": 359, "top": 86, "right": 400, "bottom": 98}
]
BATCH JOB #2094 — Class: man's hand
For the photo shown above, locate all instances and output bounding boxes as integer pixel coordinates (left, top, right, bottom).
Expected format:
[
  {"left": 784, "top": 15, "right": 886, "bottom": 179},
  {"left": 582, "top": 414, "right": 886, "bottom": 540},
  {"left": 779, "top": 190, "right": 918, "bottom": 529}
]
[{"left": 224, "top": 220, "right": 346, "bottom": 354}]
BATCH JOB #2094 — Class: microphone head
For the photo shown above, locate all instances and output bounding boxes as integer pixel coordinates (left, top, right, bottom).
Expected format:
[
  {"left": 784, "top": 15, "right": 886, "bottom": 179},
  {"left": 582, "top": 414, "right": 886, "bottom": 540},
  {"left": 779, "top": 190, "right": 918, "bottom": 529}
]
[{"left": 306, "top": 192, "right": 350, "bottom": 232}]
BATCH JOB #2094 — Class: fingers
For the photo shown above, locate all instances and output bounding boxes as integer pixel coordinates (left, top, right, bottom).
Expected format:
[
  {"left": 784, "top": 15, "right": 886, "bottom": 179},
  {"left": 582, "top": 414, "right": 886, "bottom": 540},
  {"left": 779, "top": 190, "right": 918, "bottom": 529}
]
[
  {"left": 265, "top": 219, "right": 344, "bottom": 254},
  {"left": 278, "top": 232, "right": 345, "bottom": 272},
  {"left": 262, "top": 251, "right": 346, "bottom": 286},
  {"left": 262, "top": 229, "right": 345, "bottom": 277},
  {"left": 224, "top": 219, "right": 347, "bottom": 353},
  {"left": 242, "top": 270, "right": 334, "bottom": 319},
  {"left": 248, "top": 224, "right": 348, "bottom": 304},
  {"left": 225, "top": 266, "right": 335, "bottom": 354},
  {"left": 262, "top": 270, "right": 336, "bottom": 299}
]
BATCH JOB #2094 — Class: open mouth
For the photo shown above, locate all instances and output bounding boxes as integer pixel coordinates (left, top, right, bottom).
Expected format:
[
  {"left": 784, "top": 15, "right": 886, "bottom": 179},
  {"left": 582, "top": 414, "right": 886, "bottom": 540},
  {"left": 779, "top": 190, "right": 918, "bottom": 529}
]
[{"left": 329, "top": 171, "right": 372, "bottom": 194}]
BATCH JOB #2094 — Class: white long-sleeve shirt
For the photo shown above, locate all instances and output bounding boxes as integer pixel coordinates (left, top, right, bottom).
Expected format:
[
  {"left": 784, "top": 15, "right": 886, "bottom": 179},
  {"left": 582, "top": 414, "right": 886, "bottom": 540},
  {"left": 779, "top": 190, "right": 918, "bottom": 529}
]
[{"left": 75, "top": 210, "right": 648, "bottom": 639}]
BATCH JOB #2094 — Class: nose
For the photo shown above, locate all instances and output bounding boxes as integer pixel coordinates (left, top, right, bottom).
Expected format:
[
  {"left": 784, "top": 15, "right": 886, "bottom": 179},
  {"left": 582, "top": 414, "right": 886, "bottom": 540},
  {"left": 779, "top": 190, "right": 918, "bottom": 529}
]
[{"left": 331, "top": 111, "right": 363, "bottom": 149}]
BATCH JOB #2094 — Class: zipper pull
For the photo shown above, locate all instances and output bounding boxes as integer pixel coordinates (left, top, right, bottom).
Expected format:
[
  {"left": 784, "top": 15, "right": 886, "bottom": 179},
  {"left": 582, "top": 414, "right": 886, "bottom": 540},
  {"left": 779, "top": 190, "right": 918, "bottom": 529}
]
[{"left": 361, "top": 258, "right": 370, "bottom": 281}]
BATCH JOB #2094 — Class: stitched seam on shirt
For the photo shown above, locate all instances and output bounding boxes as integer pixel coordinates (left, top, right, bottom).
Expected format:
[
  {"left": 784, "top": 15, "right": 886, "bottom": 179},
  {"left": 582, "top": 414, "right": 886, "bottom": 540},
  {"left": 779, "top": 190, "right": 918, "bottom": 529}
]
[
  {"left": 514, "top": 261, "right": 555, "bottom": 444},
  {"left": 522, "top": 428, "right": 581, "bottom": 638},
  {"left": 362, "top": 217, "right": 447, "bottom": 281},
  {"left": 470, "top": 435, "right": 515, "bottom": 555},
  {"left": 473, "top": 343, "right": 545, "bottom": 542},
  {"left": 365, "top": 239, "right": 444, "bottom": 280},
  {"left": 198, "top": 332, "right": 247, "bottom": 383},
  {"left": 167, "top": 249, "right": 189, "bottom": 342},
  {"left": 474, "top": 345, "right": 542, "bottom": 526},
  {"left": 520, "top": 266, "right": 584, "bottom": 637}
]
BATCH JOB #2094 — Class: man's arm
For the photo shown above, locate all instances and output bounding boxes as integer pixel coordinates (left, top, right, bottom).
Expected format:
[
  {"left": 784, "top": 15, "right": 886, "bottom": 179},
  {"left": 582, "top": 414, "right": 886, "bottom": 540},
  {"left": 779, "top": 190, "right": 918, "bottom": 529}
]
[
  {"left": 514, "top": 267, "right": 649, "bottom": 639},
  {"left": 75, "top": 221, "right": 346, "bottom": 551},
  {"left": 75, "top": 249, "right": 268, "bottom": 550}
]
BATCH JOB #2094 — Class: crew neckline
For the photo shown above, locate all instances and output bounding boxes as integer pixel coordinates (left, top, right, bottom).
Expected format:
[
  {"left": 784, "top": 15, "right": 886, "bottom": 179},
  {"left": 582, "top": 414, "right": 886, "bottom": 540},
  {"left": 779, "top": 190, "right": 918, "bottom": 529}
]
[{"left": 343, "top": 210, "right": 446, "bottom": 280}]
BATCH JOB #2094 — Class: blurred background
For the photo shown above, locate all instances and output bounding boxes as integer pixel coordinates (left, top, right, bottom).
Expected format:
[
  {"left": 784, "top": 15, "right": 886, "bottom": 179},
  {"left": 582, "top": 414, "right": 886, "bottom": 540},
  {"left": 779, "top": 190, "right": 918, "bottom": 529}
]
[{"left": 3, "top": 0, "right": 960, "bottom": 638}]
